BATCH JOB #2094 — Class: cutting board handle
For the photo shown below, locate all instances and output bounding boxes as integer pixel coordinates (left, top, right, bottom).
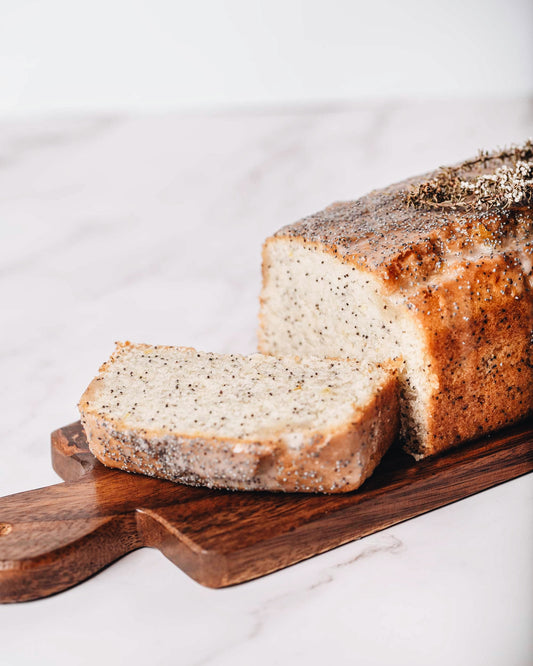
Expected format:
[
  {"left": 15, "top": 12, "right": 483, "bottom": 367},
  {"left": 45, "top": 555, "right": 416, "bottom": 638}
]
[
  {"left": 0, "top": 475, "right": 141, "bottom": 603},
  {"left": 0, "top": 424, "right": 219, "bottom": 603}
]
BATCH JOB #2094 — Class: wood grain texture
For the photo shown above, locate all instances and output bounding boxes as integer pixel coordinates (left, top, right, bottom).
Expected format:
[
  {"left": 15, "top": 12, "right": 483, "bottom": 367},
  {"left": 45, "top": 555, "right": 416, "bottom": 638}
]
[{"left": 0, "top": 420, "right": 532, "bottom": 602}]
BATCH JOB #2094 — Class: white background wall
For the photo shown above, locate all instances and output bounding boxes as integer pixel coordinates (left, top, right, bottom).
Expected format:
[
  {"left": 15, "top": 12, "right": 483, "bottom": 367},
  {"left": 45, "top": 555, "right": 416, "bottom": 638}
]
[{"left": 1, "top": 0, "right": 532, "bottom": 116}]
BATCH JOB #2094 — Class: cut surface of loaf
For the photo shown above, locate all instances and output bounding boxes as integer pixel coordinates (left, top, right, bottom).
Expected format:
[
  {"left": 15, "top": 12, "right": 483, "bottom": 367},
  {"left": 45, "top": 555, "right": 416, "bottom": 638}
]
[
  {"left": 79, "top": 342, "right": 399, "bottom": 493},
  {"left": 259, "top": 153, "right": 533, "bottom": 459}
]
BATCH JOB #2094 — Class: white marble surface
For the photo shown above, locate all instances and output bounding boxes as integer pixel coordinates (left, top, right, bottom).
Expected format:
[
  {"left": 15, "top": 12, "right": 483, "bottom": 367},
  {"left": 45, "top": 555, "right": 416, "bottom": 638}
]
[{"left": 0, "top": 99, "right": 532, "bottom": 665}]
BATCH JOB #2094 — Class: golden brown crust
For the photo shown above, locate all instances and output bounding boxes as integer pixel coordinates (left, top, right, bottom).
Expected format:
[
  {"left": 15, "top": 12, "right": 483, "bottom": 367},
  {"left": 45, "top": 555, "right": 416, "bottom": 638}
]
[
  {"left": 79, "top": 373, "right": 399, "bottom": 494},
  {"left": 275, "top": 190, "right": 533, "bottom": 288},
  {"left": 406, "top": 254, "right": 533, "bottom": 455}
]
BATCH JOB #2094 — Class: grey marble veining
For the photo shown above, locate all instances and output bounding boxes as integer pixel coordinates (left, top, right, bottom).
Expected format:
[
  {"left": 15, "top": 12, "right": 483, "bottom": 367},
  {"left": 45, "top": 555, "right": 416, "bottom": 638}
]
[{"left": 0, "top": 98, "right": 532, "bottom": 666}]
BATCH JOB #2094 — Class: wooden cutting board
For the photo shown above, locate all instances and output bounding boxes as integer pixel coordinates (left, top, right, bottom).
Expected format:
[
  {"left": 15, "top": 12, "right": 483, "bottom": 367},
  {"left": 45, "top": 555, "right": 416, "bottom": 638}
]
[{"left": 0, "top": 420, "right": 532, "bottom": 603}]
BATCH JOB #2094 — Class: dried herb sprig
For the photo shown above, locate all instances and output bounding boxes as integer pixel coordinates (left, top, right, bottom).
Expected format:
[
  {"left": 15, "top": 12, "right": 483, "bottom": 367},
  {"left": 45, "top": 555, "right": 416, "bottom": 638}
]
[{"left": 406, "top": 140, "right": 533, "bottom": 211}]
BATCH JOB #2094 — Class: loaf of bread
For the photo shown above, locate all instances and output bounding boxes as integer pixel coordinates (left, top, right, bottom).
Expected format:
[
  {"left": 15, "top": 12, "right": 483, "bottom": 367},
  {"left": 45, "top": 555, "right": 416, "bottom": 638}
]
[
  {"left": 79, "top": 342, "right": 399, "bottom": 493},
  {"left": 259, "top": 145, "right": 533, "bottom": 458}
]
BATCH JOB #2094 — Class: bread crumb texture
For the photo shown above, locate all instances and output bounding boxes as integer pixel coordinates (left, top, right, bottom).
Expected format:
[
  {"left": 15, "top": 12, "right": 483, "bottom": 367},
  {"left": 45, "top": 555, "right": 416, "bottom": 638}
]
[{"left": 79, "top": 343, "right": 399, "bottom": 493}]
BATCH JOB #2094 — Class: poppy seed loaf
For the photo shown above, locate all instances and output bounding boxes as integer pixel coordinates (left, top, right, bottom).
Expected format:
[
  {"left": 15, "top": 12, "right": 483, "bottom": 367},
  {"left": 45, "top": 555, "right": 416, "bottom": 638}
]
[
  {"left": 259, "top": 150, "right": 533, "bottom": 459},
  {"left": 79, "top": 342, "right": 399, "bottom": 493}
]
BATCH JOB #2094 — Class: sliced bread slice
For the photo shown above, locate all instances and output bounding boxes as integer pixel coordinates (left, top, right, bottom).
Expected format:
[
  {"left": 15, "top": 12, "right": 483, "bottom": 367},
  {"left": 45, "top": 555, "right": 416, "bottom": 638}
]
[{"left": 78, "top": 342, "right": 399, "bottom": 493}]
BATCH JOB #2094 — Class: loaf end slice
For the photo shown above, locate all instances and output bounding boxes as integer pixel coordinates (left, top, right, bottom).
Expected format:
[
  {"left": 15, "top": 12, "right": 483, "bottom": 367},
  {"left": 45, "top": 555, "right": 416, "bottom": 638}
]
[{"left": 78, "top": 342, "right": 399, "bottom": 493}]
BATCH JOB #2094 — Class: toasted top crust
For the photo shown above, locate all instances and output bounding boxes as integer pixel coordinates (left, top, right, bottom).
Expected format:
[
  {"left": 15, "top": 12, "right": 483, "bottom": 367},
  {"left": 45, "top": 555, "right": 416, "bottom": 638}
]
[{"left": 274, "top": 168, "right": 533, "bottom": 294}]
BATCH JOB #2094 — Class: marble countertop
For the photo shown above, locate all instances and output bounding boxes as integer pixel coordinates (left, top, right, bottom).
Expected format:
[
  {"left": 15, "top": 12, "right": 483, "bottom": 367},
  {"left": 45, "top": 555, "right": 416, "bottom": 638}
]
[{"left": 0, "top": 98, "right": 532, "bottom": 665}]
